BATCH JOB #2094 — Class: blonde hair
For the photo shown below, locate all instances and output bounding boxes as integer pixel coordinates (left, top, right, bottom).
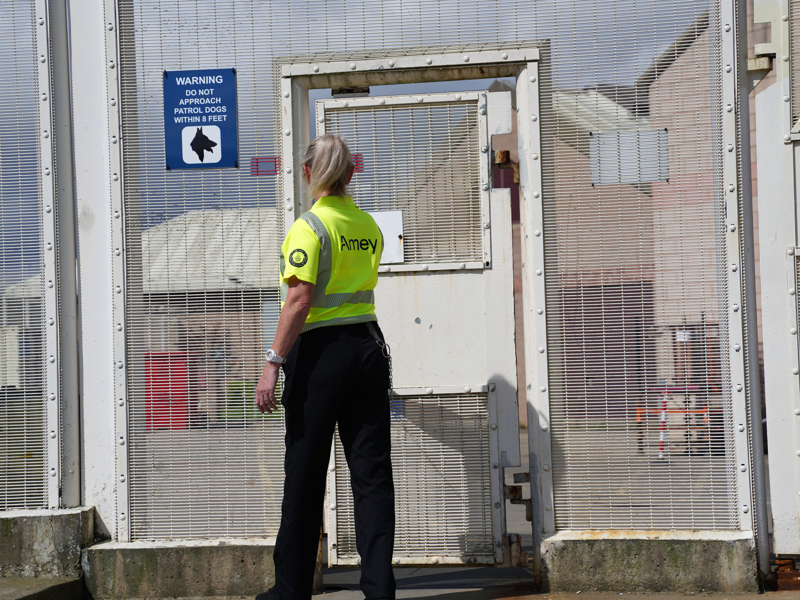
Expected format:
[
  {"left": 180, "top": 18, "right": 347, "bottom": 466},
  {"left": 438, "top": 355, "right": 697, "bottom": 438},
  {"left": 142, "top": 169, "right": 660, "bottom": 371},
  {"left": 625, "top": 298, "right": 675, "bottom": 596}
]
[{"left": 302, "top": 134, "right": 355, "bottom": 198}]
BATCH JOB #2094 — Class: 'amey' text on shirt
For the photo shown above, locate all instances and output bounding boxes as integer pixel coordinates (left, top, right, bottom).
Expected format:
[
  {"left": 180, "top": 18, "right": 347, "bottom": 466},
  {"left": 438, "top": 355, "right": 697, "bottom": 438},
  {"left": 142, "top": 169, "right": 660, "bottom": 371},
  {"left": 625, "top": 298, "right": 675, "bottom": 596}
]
[{"left": 340, "top": 236, "right": 378, "bottom": 255}]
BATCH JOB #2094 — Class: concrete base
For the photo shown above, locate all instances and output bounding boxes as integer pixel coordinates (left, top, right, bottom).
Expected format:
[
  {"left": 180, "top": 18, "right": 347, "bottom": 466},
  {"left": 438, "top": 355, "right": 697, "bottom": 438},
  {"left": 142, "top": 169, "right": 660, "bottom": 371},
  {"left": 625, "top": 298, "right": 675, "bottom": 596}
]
[
  {"left": 541, "top": 531, "right": 758, "bottom": 593},
  {"left": 82, "top": 539, "right": 276, "bottom": 599},
  {"left": 0, "top": 578, "right": 82, "bottom": 600},
  {"left": 0, "top": 507, "right": 94, "bottom": 578}
]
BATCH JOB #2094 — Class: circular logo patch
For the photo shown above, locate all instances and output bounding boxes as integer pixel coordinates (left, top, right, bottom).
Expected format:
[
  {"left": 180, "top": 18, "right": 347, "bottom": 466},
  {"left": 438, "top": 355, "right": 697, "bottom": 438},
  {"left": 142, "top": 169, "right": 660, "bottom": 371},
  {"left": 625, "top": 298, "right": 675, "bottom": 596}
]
[{"left": 289, "top": 248, "right": 308, "bottom": 267}]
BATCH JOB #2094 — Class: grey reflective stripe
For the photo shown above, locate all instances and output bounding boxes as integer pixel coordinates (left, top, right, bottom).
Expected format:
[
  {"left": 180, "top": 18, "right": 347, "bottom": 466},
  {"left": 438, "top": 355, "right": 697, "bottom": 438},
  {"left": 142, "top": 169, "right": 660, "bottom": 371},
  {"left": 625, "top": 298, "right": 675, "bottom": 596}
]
[
  {"left": 298, "top": 211, "right": 375, "bottom": 310},
  {"left": 279, "top": 255, "right": 287, "bottom": 302},
  {"left": 301, "top": 313, "right": 377, "bottom": 334}
]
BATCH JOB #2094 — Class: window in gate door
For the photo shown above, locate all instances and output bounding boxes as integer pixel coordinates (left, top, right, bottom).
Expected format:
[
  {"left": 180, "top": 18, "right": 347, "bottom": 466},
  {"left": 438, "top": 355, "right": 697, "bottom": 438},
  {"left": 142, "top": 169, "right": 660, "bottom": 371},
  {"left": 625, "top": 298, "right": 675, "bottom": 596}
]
[{"left": 321, "top": 97, "right": 483, "bottom": 265}]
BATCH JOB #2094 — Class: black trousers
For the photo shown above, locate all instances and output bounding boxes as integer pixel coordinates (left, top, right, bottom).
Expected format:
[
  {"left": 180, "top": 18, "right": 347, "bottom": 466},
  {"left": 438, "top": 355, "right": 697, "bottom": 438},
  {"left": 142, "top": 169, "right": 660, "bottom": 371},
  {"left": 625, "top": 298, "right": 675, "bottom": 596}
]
[{"left": 273, "top": 322, "right": 396, "bottom": 600}]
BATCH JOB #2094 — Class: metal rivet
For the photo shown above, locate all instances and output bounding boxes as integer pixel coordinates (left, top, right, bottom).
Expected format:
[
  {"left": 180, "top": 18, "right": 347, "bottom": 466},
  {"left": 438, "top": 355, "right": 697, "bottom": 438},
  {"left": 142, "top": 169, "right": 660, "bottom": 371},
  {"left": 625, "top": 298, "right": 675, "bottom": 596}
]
[
  {"left": 349, "top": 62, "right": 357, "bottom": 70},
  {"left": 790, "top": 248, "right": 796, "bottom": 255},
  {"left": 728, "top": 184, "right": 735, "bottom": 192},
  {"left": 495, "top": 541, "right": 503, "bottom": 548},
  {"left": 41, "top": 93, "right": 47, "bottom": 102},
  {"left": 545, "top": 505, "right": 552, "bottom": 511},
  {"left": 318, "top": 116, "right": 325, "bottom": 123},
  {"left": 117, "top": 324, "right": 123, "bottom": 331},
  {"left": 481, "top": 145, "right": 488, "bottom": 153},
  {"left": 47, "top": 280, "right": 53, "bottom": 289},
  {"left": 120, "top": 474, "right": 126, "bottom": 483},
  {"left": 529, "top": 76, "right": 536, "bottom": 83},
  {"left": 481, "top": 183, "right": 489, "bottom": 191},
  {"left": 111, "top": 136, "right": 118, "bottom": 144},
  {"left": 48, "top": 319, "right": 54, "bottom": 326},
  {"left": 534, "top": 230, "right": 541, "bottom": 237},
  {"left": 733, "top": 304, "right": 740, "bottom": 311},
  {"left": 312, "top": 65, "right": 319, "bottom": 72},
  {"left": 119, "top": 436, "right": 125, "bottom": 445},
  {"left": 494, "top": 501, "right": 501, "bottom": 507},
  {"left": 536, "top": 269, "right": 542, "bottom": 276},
  {"left": 284, "top": 129, "right": 291, "bottom": 136},
  {"left": 417, "top": 96, "right": 423, "bottom": 103},
  {"left": 537, "top": 308, "right": 544, "bottom": 315},
  {"left": 49, "top": 392, "right": 56, "bottom": 400},
  {"left": 112, "top": 174, "right": 119, "bottom": 181},
  {"left": 50, "top": 468, "right": 57, "bottom": 477},
  {"left": 738, "top": 424, "right": 745, "bottom": 432},
  {"left": 45, "top": 205, "right": 51, "bottom": 213},
  {"left": 454, "top": 94, "right": 461, "bottom": 101},
  {"left": 533, "top": 154, "right": 539, "bottom": 160},
  {"left": 46, "top": 243, "right": 52, "bottom": 251},
  {"left": 734, "top": 343, "right": 741, "bottom": 351},
  {"left": 540, "top": 386, "right": 546, "bottom": 392},
  {"left": 388, "top": 60, "right": 395, "bottom": 68},
  {"left": 117, "top": 361, "right": 124, "bottom": 369},
  {"left": 39, "top": 55, "right": 46, "bottom": 64},
  {"left": 463, "top": 55, "right": 470, "bottom": 62},
  {"left": 795, "top": 369, "right": 800, "bottom": 376},
  {"left": 785, "top": 96, "right": 792, "bottom": 103},
  {"left": 379, "top": 99, "right": 386, "bottom": 105},
  {"left": 479, "top": 107, "right": 486, "bottom": 115},
  {"left": 731, "top": 264, "right": 738, "bottom": 272},
  {"left": 107, "top": 23, "right": 113, "bottom": 31},
  {"left": 458, "top": 263, "right": 466, "bottom": 269},
  {"left": 729, "top": 224, "right": 736, "bottom": 232},
  {"left": 498, "top": 52, "right": 508, "bottom": 60},
  {"left": 283, "top": 91, "right": 290, "bottom": 98},
  {"left": 425, "top": 58, "right": 432, "bottom": 65},
  {"left": 114, "top": 249, "right": 121, "bottom": 256},
  {"left": 742, "top": 505, "right": 749, "bottom": 513},
  {"left": 118, "top": 399, "right": 124, "bottom": 406},
  {"left": 426, "top": 388, "right": 433, "bottom": 394},
  {"left": 783, "top": 14, "right": 790, "bottom": 21},
  {"left": 490, "top": 423, "right": 497, "bottom": 430},
  {"left": 120, "top": 513, "right": 126, "bottom": 520},
  {"left": 724, "top": 24, "right": 731, "bottom": 32},
  {"left": 543, "top": 464, "right": 550, "bottom": 471},
  {"left": 48, "top": 355, "right": 55, "bottom": 363},
  {"left": 727, "top": 144, "right": 734, "bottom": 152},
  {"left": 286, "top": 206, "right": 293, "bottom": 212},
  {"left": 110, "top": 99, "right": 117, "bottom": 106},
  {"left": 740, "top": 464, "right": 747, "bottom": 472},
  {"left": 541, "top": 424, "right": 548, "bottom": 431},
  {"left": 725, "top": 65, "right": 732, "bottom": 73},
  {"left": 533, "top": 191, "right": 540, "bottom": 198},
  {"left": 38, "top": 17, "right": 44, "bottom": 25},
  {"left": 342, "top": 101, "right": 349, "bottom": 107},
  {"left": 421, "top": 264, "right": 429, "bottom": 270},
  {"left": 285, "top": 168, "right": 292, "bottom": 174},
  {"left": 492, "top": 462, "right": 498, "bottom": 469},
  {"left": 736, "top": 383, "right": 743, "bottom": 392},
  {"left": 465, "top": 386, "right": 472, "bottom": 393},
  {"left": 115, "top": 286, "right": 121, "bottom": 294},
  {"left": 44, "top": 168, "right": 50, "bottom": 176},
  {"left": 538, "top": 347, "right": 545, "bottom": 353},
  {"left": 531, "top": 115, "right": 538, "bottom": 122},
  {"left": 114, "top": 211, "right": 120, "bottom": 219},
  {"left": 49, "top": 431, "right": 56, "bottom": 439},
  {"left": 786, "top": 134, "right": 792, "bottom": 142},
  {"left": 792, "top": 328, "right": 798, "bottom": 335},
  {"left": 43, "top": 131, "right": 49, "bottom": 139},
  {"left": 784, "top": 55, "right": 790, "bottom": 62},
  {"left": 109, "top": 61, "right": 115, "bottom": 69},
  {"left": 795, "top": 408, "right": 800, "bottom": 415},
  {"left": 725, "top": 104, "right": 733, "bottom": 112}
]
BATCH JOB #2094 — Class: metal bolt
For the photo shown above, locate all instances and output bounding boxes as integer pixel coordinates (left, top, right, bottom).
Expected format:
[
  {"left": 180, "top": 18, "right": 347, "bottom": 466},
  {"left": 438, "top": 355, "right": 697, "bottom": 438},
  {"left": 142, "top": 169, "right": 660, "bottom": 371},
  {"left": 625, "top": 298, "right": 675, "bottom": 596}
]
[
  {"left": 48, "top": 355, "right": 55, "bottom": 363},
  {"left": 726, "top": 144, "right": 733, "bottom": 152},
  {"left": 738, "top": 424, "right": 745, "bottom": 432},
  {"left": 38, "top": 17, "right": 44, "bottom": 25},
  {"left": 312, "top": 65, "right": 319, "bottom": 72},
  {"left": 540, "top": 386, "right": 546, "bottom": 392},
  {"left": 41, "top": 93, "right": 47, "bottom": 102},
  {"left": 727, "top": 184, "right": 735, "bottom": 192},
  {"left": 114, "top": 211, "right": 120, "bottom": 219},
  {"left": 44, "top": 168, "right": 50, "bottom": 176},
  {"left": 533, "top": 191, "right": 540, "bottom": 198},
  {"left": 501, "top": 52, "right": 509, "bottom": 60},
  {"left": 112, "top": 136, "right": 118, "bottom": 144},
  {"left": 790, "top": 248, "right": 796, "bottom": 255},
  {"left": 742, "top": 505, "right": 749, "bottom": 513},
  {"left": 48, "top": 319, "right": 54, "bottom": 326},
  {"left": 115, "top": 286, "right": 122, "bottom": 294},
  {"left": 740, "top": 464, "right": 747, "bottom": 472},
  {"left": 318, "top": 116, "right": 325, "bottom": 123},
  {"left": 785, "top": 96, "right": 792, "bottom": 103},
  {"left": 49, "top": 431, "right": 56, "bottom": 439},
  {"left": 496, "top": 540, "right": 503, "bottom": 547},
  {"left": 118, "top": 399, "right": 124, "bottom": 406},
  {"left": 465, "top": 386, "right": 472, "bottom": 393},
  {"left": 349, "top": 62, "right": 356, "bottom": 70},
  {"left": 795, "top": 369, "right": 800, "bottom": 376},
  {"left": 736, "top": 383, "right": 743, "bottom": 392},
  {"left": 283, "top": 91, "right": 290, "bottom": 98},
  {"left": 538, "top": 347, "right": 545, "bottom": 353},
  {"left": 110, "top": 98, "right": 117, "bottom": 106},
  {"left": 284, "top": 129, "right": 291, "bottom": 136},
  {"left": 492, "top": 462, "right": 498, "bottom": 469},
  {"left": 543, "top": 464, "right": 550, "bottom": 471},
  {"left": 286, "top": 206, "right": 293, "bottom": 212},
  {"left": 529, "top": 76, "right": 536, "bottom": 83},
  {"left": 535, "top": 269, "right": 542, "bottom": 276},
  {"left": 50, "top": 468, "right": 57, "bottom": 477},
  {"left": 733, "top": 304, "right": 739, "bottom": 312},
  {"left": 417, "top": 96, "right": 423, "bottom": 103},
  {"left": 489, "top": 383, "right": 496, "bottom": 392},
  {"left": 479, "top": 107, "right": 486, "bottom": 115},
  {"left": 120, "top": 513, "right": 126, "bottom": 521},
  {"left": 388, "top": 60, "right": 396, "bottom": 68},
  {"left": 724, "top": 24, "right": 731, "bottom": 32},
  {"left": 107, "top": 22, "right": 114, "bottom": 30},
  {"left": 729, "top": 223, "right": 736, "bottom": 232},
  {"left": 725, "top": 104, "right": 733, "bottom": 112},
  {"left": 463, "top": 55, "right": 470, "bottom": 62},
  {"left": 534, "top": 230, "right": 541, "bottom": 237},
  {"left": 49, "top": 392, "right": 55, "bottom": 400},
  {"left": 531, "top": 115, "right": 538, "bottom": 122},
  {"left": 734, "top": 343, "right": 741, "bottom": 351},
  {"left": 792, "top": 328, "right": 798, "bottom": 335},
  {"left": 795, "top": 408, "right": 800, "bottom": 415},
  {"left": 120, "top": 474, "right": 126, "bottom": 483},
  {"left": 545, "top": 505, "right": 552, "bottom": 511},
  {"left": 425, "top": 388, "right": 433, "bottom": 394},
  {"left": 117, "top": 361, "right": 124, "bottom": 369},
  {"left": 784, "top": 14, "right": 790, "bottom": 21},
  {"left": 379, "top": 99, "right": 386, "bottom": 105},
  {"left": 109, "top": 61, "right": 115, "bottom": 69},
  {"left": 725, "top": 65, "right": 732, "bottom": 73},
  {"left": 331, "top": 543, "right": 337, "bottom": 548},
  {"left": 119, "top": 436, "right": 125, "bottom": 445},
  {"left": 481, "top": 145, "right": 488, "bottom": 153},
  {"left": 113, "top": 173, "right": 119, "bottom": 181},
  {"left": 784, "top": 55, "right": 791, "bottom": 62},
  {"left": 731, "top": 264, "right": 738, "bottom": 272},
  {"left": 46, "top": 243, "right": 52, "bottom": 251},
  {"left": 43, "top": 131, "right": 49, "bottom": 139},
  {"left": 537, "top": 308, "right": 544, "bottom": 315},
  {"left": 454, "top": 94, "right": 461, "bottom": 101},
  {"left": 786, "top": 135, "right": 792, "bottom": 142},
  {"left": 425, "top": 58, "right": 432, "bottom": 65},
  {"left": 114, "top": 249, "right": 121, "bottom": 256},
  {"left": 45, "top": 205, "right": 51, "bottom": 213},
  {"left": 342, "top": 101, "right": 349, "bottom": 107},
  {"left": 490, "top": 423, "right": 497, "bottom": 430}
]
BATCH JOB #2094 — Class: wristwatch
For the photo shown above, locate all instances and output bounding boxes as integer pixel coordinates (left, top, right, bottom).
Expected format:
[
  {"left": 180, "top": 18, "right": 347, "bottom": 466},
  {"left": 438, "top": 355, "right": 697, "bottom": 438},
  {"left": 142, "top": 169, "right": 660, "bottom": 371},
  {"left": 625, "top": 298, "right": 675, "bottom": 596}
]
[{"left": 265, "top": 349, "right": 285, "bottom": 364}]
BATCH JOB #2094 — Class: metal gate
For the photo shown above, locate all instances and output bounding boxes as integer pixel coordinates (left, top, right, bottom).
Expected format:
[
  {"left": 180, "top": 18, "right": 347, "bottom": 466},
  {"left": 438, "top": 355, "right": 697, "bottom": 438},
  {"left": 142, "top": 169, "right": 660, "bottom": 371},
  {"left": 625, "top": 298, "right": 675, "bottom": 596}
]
[{"left": 316, "top": 91, "right": 519, "bottom": 565}]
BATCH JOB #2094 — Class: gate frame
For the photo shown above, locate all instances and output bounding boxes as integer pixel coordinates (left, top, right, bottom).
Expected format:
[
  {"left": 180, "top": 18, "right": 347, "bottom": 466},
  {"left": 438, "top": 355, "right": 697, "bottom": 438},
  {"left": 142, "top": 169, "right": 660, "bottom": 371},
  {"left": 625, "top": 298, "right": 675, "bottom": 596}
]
[{"left": 278, "top": 48, "right": 541, "bottom": 568}]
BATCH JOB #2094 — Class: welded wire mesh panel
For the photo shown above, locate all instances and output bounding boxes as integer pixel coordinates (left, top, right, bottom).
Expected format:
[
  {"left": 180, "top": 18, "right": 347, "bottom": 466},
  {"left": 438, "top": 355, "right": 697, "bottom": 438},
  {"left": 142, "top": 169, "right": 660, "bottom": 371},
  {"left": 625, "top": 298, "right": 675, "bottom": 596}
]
[
  {"left": 0, "top": 0, "right": 47, "bottom": 511},
  {"left": 540, "top": 5, "right": 739, "bottom": 529},
  {"left": 324, "top": 101, "right": 482, "bottom": 264},
  {"left": 792, "top": 0, "right": 800, "bottom": 127},
  {"left": 118, "top": 1, "right": 286, "bottom": 539},
  {"left": 333, "top": 394, "right": 494, "bottom": 562}
]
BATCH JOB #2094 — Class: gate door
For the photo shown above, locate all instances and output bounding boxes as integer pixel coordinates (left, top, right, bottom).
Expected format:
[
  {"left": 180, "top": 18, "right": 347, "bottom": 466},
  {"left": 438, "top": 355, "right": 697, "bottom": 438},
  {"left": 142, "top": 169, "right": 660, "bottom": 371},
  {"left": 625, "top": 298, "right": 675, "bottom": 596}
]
[{"left": 317, "top": 91, "right": 519, "bottom": 565}]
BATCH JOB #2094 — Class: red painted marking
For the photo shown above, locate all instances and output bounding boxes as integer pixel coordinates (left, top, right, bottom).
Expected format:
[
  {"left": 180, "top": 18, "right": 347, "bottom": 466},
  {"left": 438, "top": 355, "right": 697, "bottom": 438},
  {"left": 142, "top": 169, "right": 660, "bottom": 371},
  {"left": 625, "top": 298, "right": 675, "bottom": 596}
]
[{"left": 250, "top": 156, "right": 281, "bottom": 176}]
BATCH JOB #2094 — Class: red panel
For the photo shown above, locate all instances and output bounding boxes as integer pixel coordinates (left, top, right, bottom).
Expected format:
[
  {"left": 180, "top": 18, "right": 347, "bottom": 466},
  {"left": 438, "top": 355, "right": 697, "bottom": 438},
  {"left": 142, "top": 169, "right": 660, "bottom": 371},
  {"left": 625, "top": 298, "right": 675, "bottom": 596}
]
[
  {"left": 145, "top": 352, "right": 189, "bottom": 430},
  {"left": 353, "top": 153, "right": 364, "bottom": 173},
  {"left": 249, "top": 156, "right": 281, "bottom": 176}
]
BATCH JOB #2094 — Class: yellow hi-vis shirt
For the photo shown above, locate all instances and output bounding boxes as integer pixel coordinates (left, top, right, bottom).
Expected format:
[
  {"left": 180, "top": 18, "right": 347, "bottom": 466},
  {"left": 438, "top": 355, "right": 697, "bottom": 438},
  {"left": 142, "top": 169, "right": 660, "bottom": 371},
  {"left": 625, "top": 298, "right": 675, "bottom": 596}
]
[{"left": 280, "top": 195, "right": 384, "bottom": 332}]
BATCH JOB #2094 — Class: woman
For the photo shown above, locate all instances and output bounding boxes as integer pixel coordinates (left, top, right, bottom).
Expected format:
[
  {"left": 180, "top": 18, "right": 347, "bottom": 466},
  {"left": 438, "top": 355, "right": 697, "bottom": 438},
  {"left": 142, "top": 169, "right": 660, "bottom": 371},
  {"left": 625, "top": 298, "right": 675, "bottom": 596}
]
[{"left": 255, "top": 134, "right": 395, "bottom": 600}]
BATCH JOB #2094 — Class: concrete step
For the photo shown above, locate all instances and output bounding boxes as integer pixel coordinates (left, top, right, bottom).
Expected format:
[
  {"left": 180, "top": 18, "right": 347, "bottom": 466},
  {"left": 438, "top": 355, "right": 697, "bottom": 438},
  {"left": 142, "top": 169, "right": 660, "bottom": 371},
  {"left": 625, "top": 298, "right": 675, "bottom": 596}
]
[{"left": 0, "top": 578, "right": 82, "bottom": 600}]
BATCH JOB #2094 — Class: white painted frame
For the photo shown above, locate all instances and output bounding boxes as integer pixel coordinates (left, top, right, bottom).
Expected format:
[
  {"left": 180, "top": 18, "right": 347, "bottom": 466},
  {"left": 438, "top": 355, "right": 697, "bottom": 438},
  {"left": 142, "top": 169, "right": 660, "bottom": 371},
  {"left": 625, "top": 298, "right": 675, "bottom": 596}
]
[{"left": 317, "top": 91, "right": 493, "bottom": 272}]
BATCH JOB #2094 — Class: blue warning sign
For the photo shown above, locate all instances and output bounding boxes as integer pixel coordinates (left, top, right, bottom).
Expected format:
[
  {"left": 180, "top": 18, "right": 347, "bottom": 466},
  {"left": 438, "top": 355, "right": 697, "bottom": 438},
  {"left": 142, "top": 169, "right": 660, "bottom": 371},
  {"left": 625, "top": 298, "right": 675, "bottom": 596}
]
[{"left": 163, "top": 68, "right": 238, "bottom": 170}]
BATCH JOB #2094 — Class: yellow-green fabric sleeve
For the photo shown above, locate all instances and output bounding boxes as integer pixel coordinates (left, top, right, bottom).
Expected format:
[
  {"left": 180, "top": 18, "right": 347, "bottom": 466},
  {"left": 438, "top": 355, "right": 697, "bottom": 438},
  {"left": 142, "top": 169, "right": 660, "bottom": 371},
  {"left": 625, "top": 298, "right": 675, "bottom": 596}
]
[{"left": 281, "top": 219, "right": 320, "bottom": 285}]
